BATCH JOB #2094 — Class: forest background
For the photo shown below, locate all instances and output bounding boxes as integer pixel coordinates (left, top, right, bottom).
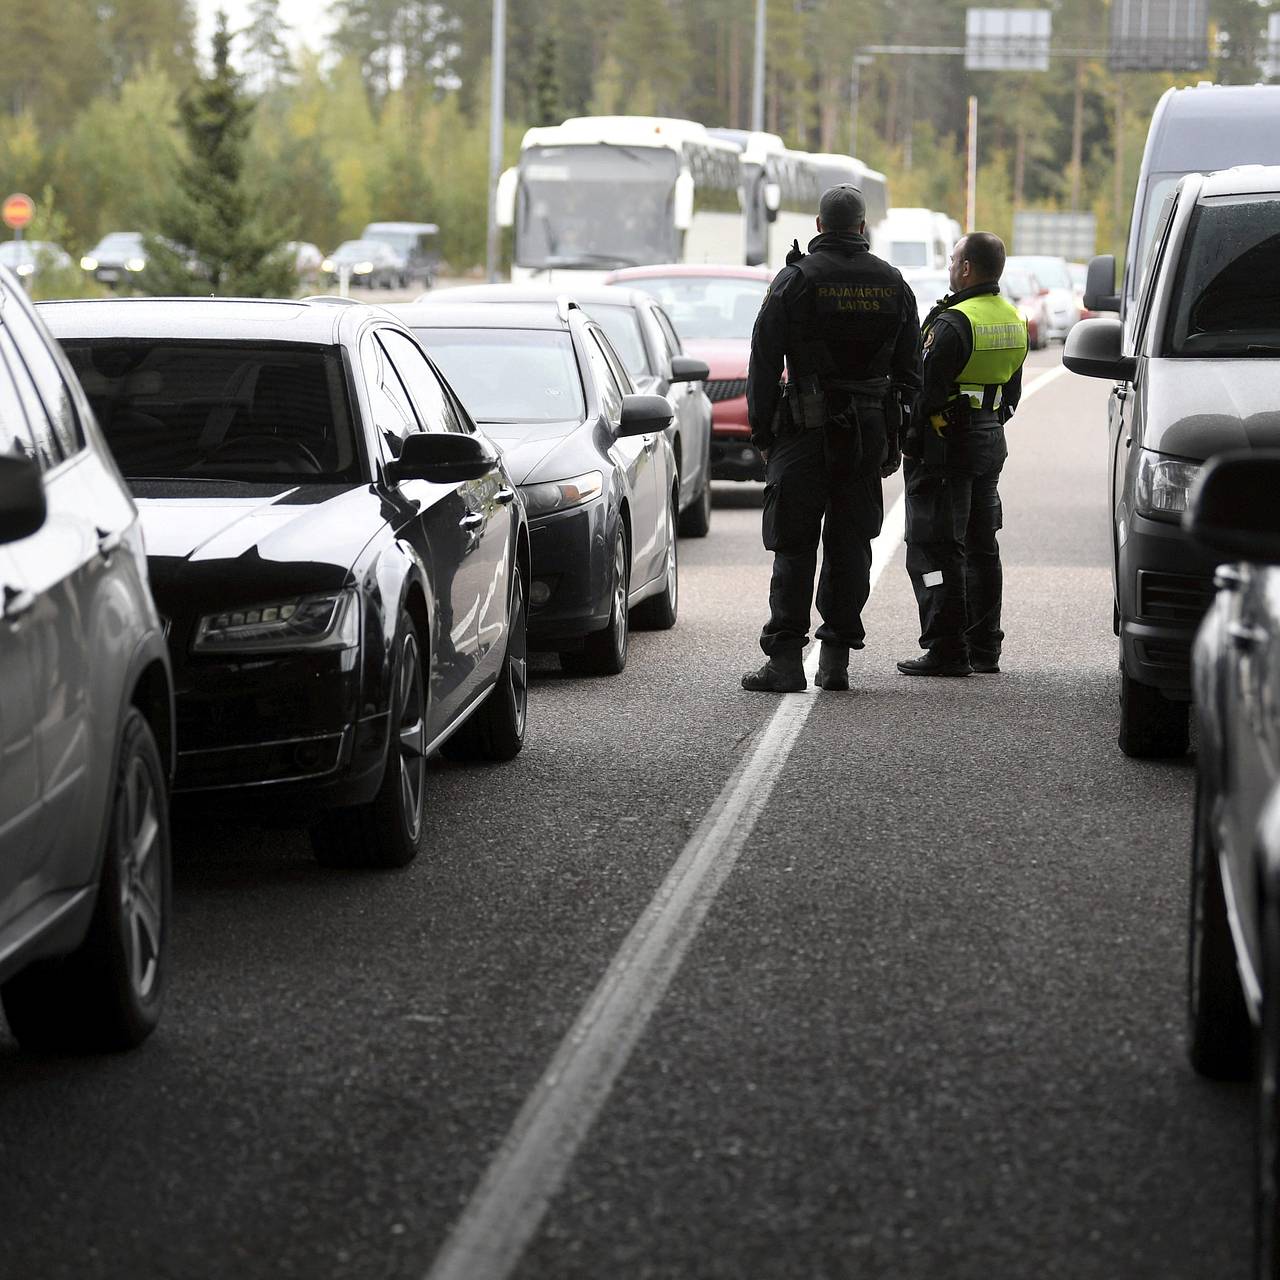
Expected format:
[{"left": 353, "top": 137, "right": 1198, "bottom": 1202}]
[{"left": 1, "top": 0, "right": 1277, "bottom": 290}]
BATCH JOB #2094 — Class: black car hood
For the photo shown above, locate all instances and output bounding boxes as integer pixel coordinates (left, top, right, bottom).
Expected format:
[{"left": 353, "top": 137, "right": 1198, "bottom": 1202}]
[
  {"left": 1143, "top": 359, "right": 1280, "bottom": 459},
  {"left": 134, "top": 480, "right": 378, "bottom": 610},
  {"left": 480, "top": 420, "right": 589, "bottom": 486}
]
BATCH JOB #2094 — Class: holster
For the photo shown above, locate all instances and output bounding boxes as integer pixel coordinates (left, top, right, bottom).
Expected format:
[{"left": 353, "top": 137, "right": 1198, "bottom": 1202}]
[{"left": 785, "top": 375, "right": 828, "bottom": 432}]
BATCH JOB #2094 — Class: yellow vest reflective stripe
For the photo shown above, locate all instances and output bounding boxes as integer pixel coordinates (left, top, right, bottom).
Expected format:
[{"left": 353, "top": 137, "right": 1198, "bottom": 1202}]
[{"left": 948, "top": 294, "right": 1028, "bottom": 410}]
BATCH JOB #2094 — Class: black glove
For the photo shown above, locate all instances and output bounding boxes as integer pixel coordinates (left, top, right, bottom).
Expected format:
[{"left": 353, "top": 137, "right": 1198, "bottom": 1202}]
[
  {"left": 785, "top": 239, "right": 804, "bottom": 266},
  {"left": 880, "top": 434, "right": 902, "bottom": 478}
]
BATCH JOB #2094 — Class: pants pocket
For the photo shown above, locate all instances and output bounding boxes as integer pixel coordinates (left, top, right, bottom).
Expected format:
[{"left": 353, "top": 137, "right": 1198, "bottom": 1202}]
[{"left": 904, "top": 467, "right": 951, "bottom": 546}]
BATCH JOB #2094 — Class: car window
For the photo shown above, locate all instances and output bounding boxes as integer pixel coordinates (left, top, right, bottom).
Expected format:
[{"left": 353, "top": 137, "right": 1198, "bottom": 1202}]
[
  {"left": 594, "top": 329, "right": 635, "bottom": 396},
  {"left": 590, "top": 304, "right": 650, "bottom": 379},
  {"left": 1133, "top": 192, "right": 1179, "bottom": 353},
  {"left": 624, "top": 275, "right": 768, "bottom": 340},
  {"left": 360, "top": 331, "right": 420, "bottom": 458},
  {"left": 0, "top": 327, "right": 63, "bottom": 470},
  {"left": 653, "top": 306, "right": 683, "bottom": 360},
  {"left": 1, "top": 301, "right": 84, "bottom": 459},
  {"left": 1163, "top": 194, "right": 1280, "bottom": 357},
  {"left": 584, "top": 330, "right": 624, "bottom": 424},
  {"left": 0, "top": 338, "right": 40, "bottom": 463},
  {"left": 377, "top": 330, "right": 465, "bottom": 433}
]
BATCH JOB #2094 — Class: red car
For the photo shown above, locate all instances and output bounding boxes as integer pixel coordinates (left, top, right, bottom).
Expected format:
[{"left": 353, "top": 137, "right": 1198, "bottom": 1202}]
[
  {"left": 1000, "top": 266, "right": 1050, "bottom": 351},
  {"left": 606, "top": 264, "right": 773, "bottom": 481}
]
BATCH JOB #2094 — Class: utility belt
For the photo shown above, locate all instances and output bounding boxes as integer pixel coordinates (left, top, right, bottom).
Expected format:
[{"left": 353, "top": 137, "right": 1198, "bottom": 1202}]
[
  {"left": 939, "top": 396, "right": 1000, "bottom": 432},
  {"left": 772, "top": 374, "right": 894, "bottom": 437}
]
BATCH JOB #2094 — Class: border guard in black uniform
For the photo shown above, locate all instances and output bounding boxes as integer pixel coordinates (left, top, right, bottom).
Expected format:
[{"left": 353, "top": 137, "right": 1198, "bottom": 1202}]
[
  {"left": 741, "top": 185, "right": 921, "bottom": 693},
  {"left": 898, "top": 231, "right": 1028, "bottom": 677}
]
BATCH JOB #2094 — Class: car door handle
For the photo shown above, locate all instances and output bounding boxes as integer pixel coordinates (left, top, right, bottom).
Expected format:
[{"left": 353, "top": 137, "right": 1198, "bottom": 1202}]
[
  {"left": 1214, "top": 565, "right": 1245, "bottom": 591},
  {"left": 460, "top": 511, "right": 485, "bottom": 530},
  {"left": 495, "top": 487, "right": 516, "bottom": 505},
  {"left": 3, "top": 585, "right": 35, "bottom": 622},
  {"left": 97, "top": 526, "right": 124, "bottom": 558},
  {"left": 1229, "top": 621, "right": 1268, "bottom": 652}
]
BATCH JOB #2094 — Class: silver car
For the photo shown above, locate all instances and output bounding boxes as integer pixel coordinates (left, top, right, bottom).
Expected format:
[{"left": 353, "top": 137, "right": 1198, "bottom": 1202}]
[{"left": 0, "top": 265, "right": 174, "bottom": 1051}]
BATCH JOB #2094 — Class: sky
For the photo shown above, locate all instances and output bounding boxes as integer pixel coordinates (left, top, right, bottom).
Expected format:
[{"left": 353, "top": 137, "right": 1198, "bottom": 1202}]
[{"left": 195, "top": 0, "right": 333, "bottom": 59}]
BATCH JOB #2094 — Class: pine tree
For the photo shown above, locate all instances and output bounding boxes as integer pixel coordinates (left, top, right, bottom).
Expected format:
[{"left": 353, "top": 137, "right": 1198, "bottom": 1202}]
[
  {"left": 142, "top": 12, "right": 296, "bottom": 297},
  {"left": 242, "top": 0, "right": 293, "bottom": 93},
  {"left": 533, "top": 34, "right": 560, "bottom": 126}
]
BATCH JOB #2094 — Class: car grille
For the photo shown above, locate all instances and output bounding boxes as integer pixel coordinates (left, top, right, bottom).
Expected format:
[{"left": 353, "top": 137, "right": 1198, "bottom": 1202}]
[
  {"left": 1137, "top": 570, "right": 1215, "bottom": 625},
  {"left": 706, "top": 378, "right": 747, "bottom": 403}
]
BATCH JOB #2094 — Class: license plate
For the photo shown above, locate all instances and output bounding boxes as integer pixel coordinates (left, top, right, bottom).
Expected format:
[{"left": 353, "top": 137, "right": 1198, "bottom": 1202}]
[{"left": 99, "top": 269, "right": 118, "bottom": 282}]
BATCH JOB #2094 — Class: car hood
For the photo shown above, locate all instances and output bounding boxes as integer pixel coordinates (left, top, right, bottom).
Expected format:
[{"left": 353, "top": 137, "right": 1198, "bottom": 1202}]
[
  {"left": 1142, "top": 359, "right": 1280, "bottom": 459},
  {"left": 683, "top": 338, "right": 750, "bottom": 381},
  {"left": 133, "top": 480, "right": 380, "bottom": 611},
  {"left": 480, "top": 420, "right": 589, "bottom": 486}
]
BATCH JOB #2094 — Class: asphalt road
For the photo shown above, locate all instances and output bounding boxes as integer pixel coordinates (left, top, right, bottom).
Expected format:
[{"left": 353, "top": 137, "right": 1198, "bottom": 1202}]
[{"left": 0, "top": 347, "right": 1253, "bottom": 1279}]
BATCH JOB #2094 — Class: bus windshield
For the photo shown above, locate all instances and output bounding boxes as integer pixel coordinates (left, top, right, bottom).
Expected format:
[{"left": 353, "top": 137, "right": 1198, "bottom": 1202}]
[{"left": 516, "top": 145, "right": 680, "bottom": 270}]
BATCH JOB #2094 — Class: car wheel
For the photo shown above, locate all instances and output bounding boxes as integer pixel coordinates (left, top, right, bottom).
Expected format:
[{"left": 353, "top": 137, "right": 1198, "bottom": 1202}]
[
  {"left": 633, "top": 492, "right": 679, "bottom": 630},
  {"left": 561, "top": 524, "right": 629, "bottom": 676},
  {"left": 1259, "top": 896, "right": 1280, "bottom": 1278},
  {"left": 678, "top": 475, "right": 712, "bottom": 538},
  {"left": 2, "top": 709, "right": 170, "bottom": 1051},
  {"left": 441, "top": 570, "right": 529, "bottom": 763},
  {"left": 1118, "top": 659, "right": 1190, "bottom": 758},
  {"left": 311, "top": 616, "right": 427, "bottom": 869},
  {"left": 1187, "top": 772, "right": 1251, "bottom": 1079}
]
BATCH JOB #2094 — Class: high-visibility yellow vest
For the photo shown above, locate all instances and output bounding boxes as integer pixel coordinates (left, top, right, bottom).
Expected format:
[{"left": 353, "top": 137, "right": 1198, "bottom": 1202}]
[{"left": 946, "top": 293, "right": 1028, "bottom": 410}]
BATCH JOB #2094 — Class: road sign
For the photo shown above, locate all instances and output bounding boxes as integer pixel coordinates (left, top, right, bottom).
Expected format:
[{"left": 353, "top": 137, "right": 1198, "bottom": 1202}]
[
  {"left": 1109, "top": 0, "right": 1208, "bottom": 71},
  {"left": 1013, "top": 210, "right": 1097, "bottom": 260},
  {"left": 2, "top": 193, "right": 34, "bottom": 231},
  {"left": 965, "top": 9, "right": 1052, "bottom": 71}
]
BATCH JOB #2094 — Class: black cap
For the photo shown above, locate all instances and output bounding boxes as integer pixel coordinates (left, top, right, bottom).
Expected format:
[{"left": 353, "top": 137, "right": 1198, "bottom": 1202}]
[{"left": 819, "top": 184, "right": 866, "bottom": 231}]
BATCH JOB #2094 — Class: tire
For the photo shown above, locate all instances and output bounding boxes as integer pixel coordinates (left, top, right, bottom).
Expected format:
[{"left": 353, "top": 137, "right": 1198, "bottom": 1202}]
[
  {"left": 633, "top": 493, "right": 679, "bottom": 630},
  {"left": 1188, "top": 772, "right": 1251, "bottom": 1079},
  {"left": 1118, "top": 659, "right": 1190, "bottom": 758},
  {"left": 440, "top": 570, "right": 529, "bottom": 763},
  {"left": 678, "top": 474, "right": 712, "bottom": 538},
  {"left": 561, "top": 525, "right": 629, "bottom": 676},
  {"left": 310, "top": 616, "right": 427, "bottom": 869},
  {"left": 1259, "top": 898, "right": 1280, "bottom": 1279},
  {"left": 2, "top": 709, "right": 170, "bottom": 1052}
]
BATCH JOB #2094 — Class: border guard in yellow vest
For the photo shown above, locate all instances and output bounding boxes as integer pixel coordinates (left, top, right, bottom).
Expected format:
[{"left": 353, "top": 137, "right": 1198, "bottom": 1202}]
[{"left": 898, "top": 232, "right": 1028, "bottom": 677}]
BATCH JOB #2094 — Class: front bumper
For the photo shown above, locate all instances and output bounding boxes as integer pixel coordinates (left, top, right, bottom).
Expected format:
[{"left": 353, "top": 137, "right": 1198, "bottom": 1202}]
[
  {"left": 526, "top": 499, "right": 614, "bottom": 647},
  {"left": 709, "top": 397, "right": 763, "bottom": 481},
  {"left": 1118, "top": 511, "right": 1218, "bottom": 696}
]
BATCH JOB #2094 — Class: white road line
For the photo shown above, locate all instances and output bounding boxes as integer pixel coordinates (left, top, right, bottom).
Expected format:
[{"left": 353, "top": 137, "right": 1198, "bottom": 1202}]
[{"left": 424, "top": 360, "right": 1065, "bottom": 1280}]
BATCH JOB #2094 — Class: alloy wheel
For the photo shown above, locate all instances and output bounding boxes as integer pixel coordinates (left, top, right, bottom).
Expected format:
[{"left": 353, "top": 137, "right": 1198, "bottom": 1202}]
[
  {"left": 664, "top": 501, "right": 678, "bottom": 613},
  {"left": 611, "top": 535, "right": 628, "bottom": 666},
  {"left": 509, "top": 575, "right": 529, "bottom": 738},
  {"left": 397, "top": 631, "right": 427, "bottom": 841},
  {"left": 118, "top": 753, "right": 164, "bottom": 1002}
]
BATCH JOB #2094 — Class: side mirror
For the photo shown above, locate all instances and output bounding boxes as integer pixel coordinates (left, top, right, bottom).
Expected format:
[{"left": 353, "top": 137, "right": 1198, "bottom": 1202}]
[
  {"left": 617, "top": 394, "right": 673, "bottom": 438},
  {"left": 1083, "top": 254, "right": 1120, "bottom": 313},
  {"left": 1185, "top": 450, "right": 1280, "bottom": 564},
  {"left": 763, "top": 181, "right": 781, "bottom": 225},
  {"left": 386, "top": 432, "right": 497, "bottom": 485},
  {"left": 1063, "top": 317, "right": 1137, "bottom": 382},
  {"left": 0, "top": 453, "right": 46, "bottom": 543},
  {"left": 496, "top": 167, "right": 519, "bottom": 229},
  {"left": 673, "top": 171, "right": 695, "bottom": 232},
  {"left": 670, "top": 355, "right": 710, "bottom": 383}
]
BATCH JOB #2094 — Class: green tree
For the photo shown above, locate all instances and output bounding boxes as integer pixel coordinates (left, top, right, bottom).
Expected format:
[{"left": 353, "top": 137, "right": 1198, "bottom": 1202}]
[
  {"left": 532, "top": 33, "right": 560, "bottom": 126},
  {"left": 142, "top": 12, "right": 294, "bottom": 296},
  {"left": 241, "top": 0, "right": 293, "bottom": 92}
]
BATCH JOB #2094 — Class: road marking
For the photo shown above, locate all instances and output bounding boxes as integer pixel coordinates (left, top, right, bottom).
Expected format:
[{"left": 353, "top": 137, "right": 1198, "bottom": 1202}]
[
  {"left": 425, "top": 361, "right": 1065, "bottom": 1280},
  {"left": 425, "top": 496, "right": 905, "bottom": 1280},
  {"left": 1022, "top": 362, "right": 1069, "bottom": 399}
]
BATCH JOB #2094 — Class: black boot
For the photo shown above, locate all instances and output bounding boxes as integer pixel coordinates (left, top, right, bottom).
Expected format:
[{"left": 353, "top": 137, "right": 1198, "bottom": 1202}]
[
  {"left": 969, "top": 652, "right": 1001, "bottom": 674},
  {"left": 814, "top": 641, "right": 849, "bottom": 691},
  {"left": 741, "top": 654, "right": 806, "bottom": 693},
  {"left": 896, "top": 650, "right": 972, "bottom": 678}
]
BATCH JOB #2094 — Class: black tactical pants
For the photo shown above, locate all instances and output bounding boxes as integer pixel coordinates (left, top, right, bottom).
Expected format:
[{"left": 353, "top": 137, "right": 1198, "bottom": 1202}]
[
  {"left": 903, "top": 421, "right": 1008, "bottom": 663},
  {"left": 759, "top": 402, "right": 887, "bottom": 658}
]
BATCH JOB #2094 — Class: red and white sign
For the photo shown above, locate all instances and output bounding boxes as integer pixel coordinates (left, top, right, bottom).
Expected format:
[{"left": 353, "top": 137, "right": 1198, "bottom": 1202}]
[{"left": 2, "top": 193, "right": 34, "bottom": 230}]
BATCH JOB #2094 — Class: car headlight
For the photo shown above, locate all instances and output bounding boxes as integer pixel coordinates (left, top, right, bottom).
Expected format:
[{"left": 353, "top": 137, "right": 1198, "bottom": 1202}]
[
  {"left": 519, "top": 470, "right": 603, "bottom": 517},
  {"left": 15, "top": 262, "right": 33, "bottom": 277},
  {"left": 80, "top": 256, "right": 98, "bottom": 271},
  {"left": 321, "top": 257, "right": 336, "bottom": 273},
  {"left": 192, "top": 589, "right": 359, "bottom": 654},
  {"left": 1135, "top": 449, "right": 1201, "bottom": 521},
  {"left": 354, "top": 260, "right": 373, "bottom": 274},
  {"left": 126, "top": 256, "right": 146, "bottom": 272}
]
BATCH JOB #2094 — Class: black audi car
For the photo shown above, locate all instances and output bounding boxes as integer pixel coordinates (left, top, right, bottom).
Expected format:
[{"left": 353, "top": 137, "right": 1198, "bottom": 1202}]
[
  {"left": 396, "top": 299, "right": 679, "bottom": 676},
  {"left": 1184, "top": 452, "right": 1280, "bottom": 1272},
  {"left": 41, "top": 297, "right": 530, "bottom": 869}
]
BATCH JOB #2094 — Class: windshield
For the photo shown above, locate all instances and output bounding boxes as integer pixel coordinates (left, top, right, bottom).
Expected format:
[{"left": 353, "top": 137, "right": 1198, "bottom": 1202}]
[
  {"left": 588, "top": 304, "right": 650, "bottom": 377},
  {"left": 891, "top": 241, "right": 929, "bottom": 268},
  {"left": 1165, "top": 195, "right": 1280, "bottom": 356},
  {"left": 414, "top": 328, "right": 585, "bottom": 424},
  {"left": 333, "top": 241, "right": 384, "bottom": 261},
  {"left": 1002, "top": 271, "right": 1037, "bottom": 298},
  {"left": 61, "top": 342, "right": 359, "bottom": 483},
  {"left": 623, "top": 275, "right": 768, "bottom": 340},
  {"left": 516, "top": 144, "right": 680, "bottom": 270},
  {"left": 94, "top": 233, "right": 142, "bottom": 254}
]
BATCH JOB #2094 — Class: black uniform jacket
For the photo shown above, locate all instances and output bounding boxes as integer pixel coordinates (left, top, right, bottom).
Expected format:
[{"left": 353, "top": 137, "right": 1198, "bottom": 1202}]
[
  {"left": 746, "top": 231, "right": 921, "bottom": 452},
  {"left": 918, "top": 281, "right": 1024, "bottom": 422}
]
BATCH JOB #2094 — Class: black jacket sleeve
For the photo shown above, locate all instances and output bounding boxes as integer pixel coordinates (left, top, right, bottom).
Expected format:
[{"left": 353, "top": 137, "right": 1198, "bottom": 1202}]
[
  {"left": 917, "top": 311, "right": 972, "bottom": 419},
  {"left": 999, "top": 360, "right": 1023, "bottom": 423},
  {"left": 891, "top": 282, "right": 922, "bottom": 396},
  {"left": 745, "top": 264, "right": 802, "bottom": 451}
]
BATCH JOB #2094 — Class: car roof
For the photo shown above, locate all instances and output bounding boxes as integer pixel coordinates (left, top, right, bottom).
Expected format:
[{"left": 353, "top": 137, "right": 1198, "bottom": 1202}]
[
  {"left": 420, "top": 283, "right": 656, "bottom": 310},
  {"left": 1197, "top": 165, "right": 1280, "bottom": 198},
  {"left": 36, "top": 296, "right": 387, "bottom": 344},
  {"left": 393, "top": 301, "right": 577, "bottom": 332},
  {"left": 1152, "top": 86, "right": 1280, "bottom": 174},
  {"left": 365, "top": 221, "right": 439, "bottom": 234},
  {"left": 606, "top": 263, "right": 774, "bottom": 282}
]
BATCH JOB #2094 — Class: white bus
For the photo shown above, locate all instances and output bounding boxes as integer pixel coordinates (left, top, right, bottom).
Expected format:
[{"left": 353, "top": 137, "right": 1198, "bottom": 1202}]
[
  {"left": 496, "top": 116, "right": 744, "bottom": 284},
  {"left": 709, "top": 130, "right": 889, "bottom": 270}
]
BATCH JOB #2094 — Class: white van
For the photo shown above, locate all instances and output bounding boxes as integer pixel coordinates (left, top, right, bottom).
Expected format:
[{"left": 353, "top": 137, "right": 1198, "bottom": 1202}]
[{"left": 870, "top": 207, "right": 961, "bottom": 271}]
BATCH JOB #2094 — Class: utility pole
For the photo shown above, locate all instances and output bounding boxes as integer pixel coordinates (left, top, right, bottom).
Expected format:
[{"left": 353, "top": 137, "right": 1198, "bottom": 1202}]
[
  {"left": 849, "top": 55, "right": 872, "bottom": 157},
  {"left": 965, "top": 95, "right": 978, "bottom": 232},
  {"left": 751, "top": 0, "right": 766, "bottom": 133},
  {"left": 486, "top": 0, "right": 507, "bottom": 283}
]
